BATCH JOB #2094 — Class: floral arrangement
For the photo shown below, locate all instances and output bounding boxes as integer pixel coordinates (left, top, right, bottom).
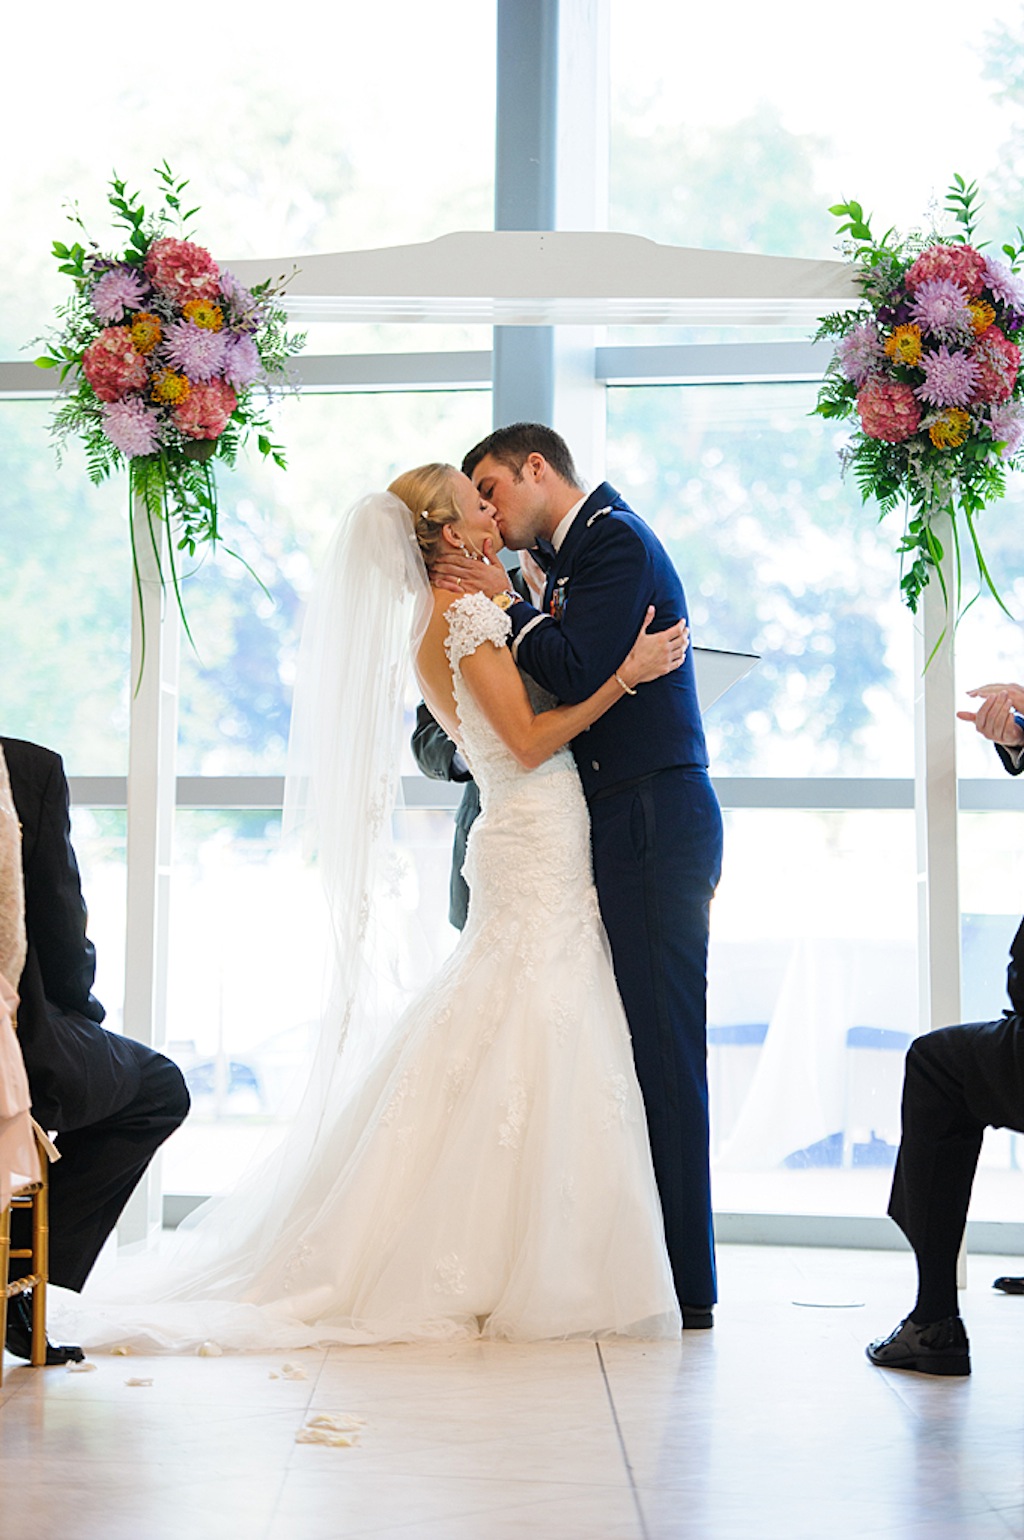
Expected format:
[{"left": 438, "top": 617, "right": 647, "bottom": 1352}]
[
  {"left": 36, "top": 165, "right": 304, "bottom": 651},
  {"left": 814, "top": 176, "right": 1024, "bottom": 617}
]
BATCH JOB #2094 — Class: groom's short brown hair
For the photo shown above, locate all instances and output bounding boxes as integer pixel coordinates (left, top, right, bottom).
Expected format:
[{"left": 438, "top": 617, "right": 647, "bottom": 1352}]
[{"left": 462, "top": 423, "right": 581, "bottom": 488}]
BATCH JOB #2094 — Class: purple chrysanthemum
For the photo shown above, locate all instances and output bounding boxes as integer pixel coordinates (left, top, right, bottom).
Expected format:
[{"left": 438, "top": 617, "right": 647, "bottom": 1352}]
[
  {"left": 988, "top": 400, "right": 1024, "bottom": 458},
  {"left": 161, "top": 319, "right": 229, "bottom": 381},
  {"left": 908, "top": 278, "right": 974, "bottom": 341},
  {"left": 218, "top": 267, "right": 264, "bottom": 331},
  {"left": 913, "top": 345, "right": 981, "bottom": 407},
  {"left": 100, "top": 397, "right": 161, "bottom": 458},
  {"left": 91, "top": 266, "right": 148, "bottom": 322},
  {"left": 222, "top": 333, "right": 263, "bottom": 388},
  {"left": 983, "top": 258, "right": 1024, "bottom": 312},
  {"left": 837, "top": 321, "right": 884, "bottom": 385}
]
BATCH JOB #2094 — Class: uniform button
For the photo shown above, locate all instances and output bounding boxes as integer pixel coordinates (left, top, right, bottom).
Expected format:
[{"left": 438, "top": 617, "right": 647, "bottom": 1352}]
[{"left": 592, "top": 760, "right": 600, "bottom": 771}]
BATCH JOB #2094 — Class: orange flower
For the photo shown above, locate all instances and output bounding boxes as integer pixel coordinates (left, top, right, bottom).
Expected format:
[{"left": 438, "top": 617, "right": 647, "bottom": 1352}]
[
  {"left": 130, "top": 312, "right": 162, "bottom": 354},
  {"left": 884, "top": 324, "right": 923, "bottom": 366},
  {"left": 151, "top": 369, "right": 192, "bottom": 406},
  {"left": 183, "top": 298, "right": 224, "bottom": 332},
  {"left": 968, "top": 299, "right": 997, "bottom": 335},
  {"left": 928, "top": 408, "right": 971, "bottom": 449}
]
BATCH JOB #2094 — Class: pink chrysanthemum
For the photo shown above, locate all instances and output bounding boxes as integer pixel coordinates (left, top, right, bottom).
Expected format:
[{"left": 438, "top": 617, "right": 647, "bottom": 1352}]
[
  {"left": 971, "top": 326, "right": 1021, "bottom": 405},
  {"left": 988, "top": 399, "right": 1024, "bottom": 458},
  {"left": 81, "top": 327, "right": 150, "bottom": 402},
  {"left": 857, "top": 377, "right": 921, "bottom": 442},
  {"left": 982, "top": 257, "right": 1024, "bottom": 312},
  {"left": 144, "top": 237, "right": 221, "bottom": 304},
  {"left": 91, "top": 266, "right": 148, "bottom": 322},
  {"left": 907, "top": 278, "right": 974, "bottom": 341},
  {"left": 173, "top": 377, "right": 238, "bottom": 440},
  {"left": 100, "top": 397, "right": 161, "bottom": 458},
  {"left": 905, "top": 242, "right": 987, "bottom": 298},
  {"left": 221, "top": 334, "right": 262, "bottom": 388},
  {"left": 837, "top": 321, "right": 884, "bottom": 385},
  {"left": 161, "top": 319, "right": 229, "bottom": 381},
  {"left": 913, "top": 345, "right": 980, "bottom": 408}
]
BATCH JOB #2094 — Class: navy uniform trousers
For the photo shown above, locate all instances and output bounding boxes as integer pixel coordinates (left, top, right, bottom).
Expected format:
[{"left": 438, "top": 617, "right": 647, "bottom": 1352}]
[{"left": 590, "top": 766, "right": 723, "bottom": 1309}]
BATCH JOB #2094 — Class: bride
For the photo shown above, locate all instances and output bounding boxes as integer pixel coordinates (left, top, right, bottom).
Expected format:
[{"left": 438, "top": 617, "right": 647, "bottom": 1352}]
[{"left": 55, "top": 464, "right": 687, "bottom": 1350}]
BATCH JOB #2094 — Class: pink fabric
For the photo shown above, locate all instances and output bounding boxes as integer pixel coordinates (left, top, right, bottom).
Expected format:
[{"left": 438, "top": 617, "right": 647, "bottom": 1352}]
[{"left": 0, "top": 1004, "right": 38, "bottom": 1212}]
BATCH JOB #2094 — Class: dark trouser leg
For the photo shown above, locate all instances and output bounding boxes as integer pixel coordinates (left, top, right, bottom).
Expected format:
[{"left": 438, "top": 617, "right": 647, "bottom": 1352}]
[
  {"left": 591, "top": 768, "right": 723, "bottom": 1308},
  {"left": 889, "top": 1018, "right": 1024, "bottom": 1322},
  {"left": 11, "top": 1043, "right": 190, "bottom": 1292}
]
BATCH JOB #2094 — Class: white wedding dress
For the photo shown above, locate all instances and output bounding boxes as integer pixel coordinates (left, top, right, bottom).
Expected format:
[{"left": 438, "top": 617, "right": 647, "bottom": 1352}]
[{"left": 52, "top": 513, "right": 680, "bottom": 1352}]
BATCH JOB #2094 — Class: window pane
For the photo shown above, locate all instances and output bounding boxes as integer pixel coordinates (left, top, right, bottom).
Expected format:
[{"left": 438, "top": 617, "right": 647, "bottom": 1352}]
[
  {"left": 161, "top": 806, "right": 458, "bottom": 1195},
  {"left": 606, "top": 382, "right": 916, "bottom": 776},
  {"left": 69, "top": 807, "right": 127, "bottom": 1031},
  {"left": 175, "top": 388, "right": 492, "bottom": 775},
  {"left": 0, "top": 401, "right": 131, "bottom": 774},
  {"left": 3, "top": 1, "right": 496, "bottom": 358},
  {"left": 709, "top": 808, "right": 918, "bottom": 1219},
  {"left": 610, "top": 0, "right": 1024, "bottom": 260}
]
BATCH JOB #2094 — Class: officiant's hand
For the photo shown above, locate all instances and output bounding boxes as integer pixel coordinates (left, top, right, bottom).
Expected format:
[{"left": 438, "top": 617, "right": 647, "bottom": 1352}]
[
  {"left": 432, "top": 539, "right": 508, "bottom": 599},
  {"left": 958, "top": 683, "right": 1024, "bottom": 746}
]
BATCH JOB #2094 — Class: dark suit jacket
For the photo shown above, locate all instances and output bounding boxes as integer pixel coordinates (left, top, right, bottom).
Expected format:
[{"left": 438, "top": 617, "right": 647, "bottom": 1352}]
[
  {"left": 411, "top": 706, "right": 477, "bottom": 930},
  {"left": 2, "top": 736, "right": 141, "bottom": 1131},
  {"left": 508, "top": 483, "right": 708, "bottom": 799},
  {"left": 997, "top": 744, "right": 1023, "bottom": 777}
]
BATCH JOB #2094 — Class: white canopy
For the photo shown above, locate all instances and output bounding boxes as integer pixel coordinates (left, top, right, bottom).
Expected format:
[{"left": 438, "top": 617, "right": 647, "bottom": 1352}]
[{"left": 225, "top": 231, "right": 859, "bottom": 326}]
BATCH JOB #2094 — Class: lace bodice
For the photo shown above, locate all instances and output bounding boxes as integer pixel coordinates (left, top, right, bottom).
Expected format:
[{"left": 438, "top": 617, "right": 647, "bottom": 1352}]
[{"left": 444, "top": 592, "right": 570, "bottom": 801}]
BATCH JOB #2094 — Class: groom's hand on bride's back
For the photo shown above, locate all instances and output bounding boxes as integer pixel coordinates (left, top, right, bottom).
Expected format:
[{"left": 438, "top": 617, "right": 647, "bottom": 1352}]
[
  {"left": 431, "top": 538, "right": 508, "bottom": 599},
  {"left": 623, "top": 611, "right": 689, "bottom": 686}
]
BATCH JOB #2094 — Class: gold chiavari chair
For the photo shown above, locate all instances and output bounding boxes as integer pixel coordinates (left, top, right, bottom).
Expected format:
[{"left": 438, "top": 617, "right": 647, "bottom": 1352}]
[
  {"left": 0, "top": 1134, "right": 50, "bottom": 1380},
  {"left": 0, "top": 1125, "right": 51, "bottom": 1383}
]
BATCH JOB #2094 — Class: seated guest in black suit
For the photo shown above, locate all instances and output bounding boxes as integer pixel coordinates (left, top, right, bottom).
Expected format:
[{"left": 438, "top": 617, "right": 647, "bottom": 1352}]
[
  {"left": 2, "top": 737, "right": 190, "bottom": 1364},
  {"left": 867, "top": 681, "right": 1024, "bottom": 1377}
]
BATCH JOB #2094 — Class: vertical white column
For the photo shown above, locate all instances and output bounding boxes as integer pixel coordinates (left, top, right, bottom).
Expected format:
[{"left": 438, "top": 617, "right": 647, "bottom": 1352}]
[
  {"left": 912, "top": 515, "right": 966, "bottom": 1285},
  {"left": 118, "top": 497, "right": 180, "bottom": 1243},
  {"left": 552, "top": 0, "right": 610, "bottom": 483},
  {"left": 913, "top": 518, "right": 962, "bottom": 1037}
]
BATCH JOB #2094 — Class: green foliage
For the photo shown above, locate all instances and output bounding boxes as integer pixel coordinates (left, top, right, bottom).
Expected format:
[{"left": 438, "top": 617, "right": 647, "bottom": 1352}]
[{"left": 944, "top": 174, "right": 985, "bottom": 246}]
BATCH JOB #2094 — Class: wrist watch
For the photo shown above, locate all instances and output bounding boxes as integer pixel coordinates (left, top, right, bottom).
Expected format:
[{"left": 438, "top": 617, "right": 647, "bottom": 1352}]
[{"left": 492, "top": 591, "right": 520, "bottom": 610}]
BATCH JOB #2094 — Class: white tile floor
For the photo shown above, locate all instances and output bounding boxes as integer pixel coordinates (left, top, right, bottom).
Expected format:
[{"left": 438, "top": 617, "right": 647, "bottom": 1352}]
[{"left": 2, "top": 1244, "right": 1023, "bottom": 1540}]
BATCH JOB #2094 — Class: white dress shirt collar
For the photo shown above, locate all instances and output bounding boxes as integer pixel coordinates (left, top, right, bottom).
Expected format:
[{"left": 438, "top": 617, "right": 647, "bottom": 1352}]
[{"left": 550, "top": 494, "right": 588, "bottom": 553}]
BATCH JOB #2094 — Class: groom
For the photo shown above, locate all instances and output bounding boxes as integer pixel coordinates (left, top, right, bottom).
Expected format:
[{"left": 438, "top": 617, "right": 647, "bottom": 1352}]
[{"left": 435, "top": 422, "right": 723, "bottom": 1324}]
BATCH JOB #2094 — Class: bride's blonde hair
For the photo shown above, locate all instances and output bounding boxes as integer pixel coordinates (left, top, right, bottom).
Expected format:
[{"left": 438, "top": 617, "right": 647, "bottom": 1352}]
[{"left": 388, "top": 463, "right": 462, "bottom": 567}]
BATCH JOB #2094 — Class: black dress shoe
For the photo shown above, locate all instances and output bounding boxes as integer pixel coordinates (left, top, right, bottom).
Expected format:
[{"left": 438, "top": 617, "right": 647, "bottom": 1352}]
[
  {"left": 866, "top": 1314, "right": 970, "bottom": 1377},
  {"left": 4, "top": 1292, "right": 85, "bottom": 1365},
  {"left": 682, "top": 1304, "right": 714, "bottom": 1330},
  {"left": 993, "top": 1275, "right": 1024, "bottom": 1295}
]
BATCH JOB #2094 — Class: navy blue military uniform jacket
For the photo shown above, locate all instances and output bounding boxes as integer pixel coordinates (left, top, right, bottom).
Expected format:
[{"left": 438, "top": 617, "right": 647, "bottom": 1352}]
[{"left": 508, "top": 483, "right": 708, "bottom": 797}]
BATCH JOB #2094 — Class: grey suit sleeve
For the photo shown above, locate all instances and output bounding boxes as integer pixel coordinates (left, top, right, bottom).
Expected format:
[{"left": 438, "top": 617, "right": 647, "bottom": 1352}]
[{"left": 411, "top": 703, "right": 471, "bottom": 783}]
